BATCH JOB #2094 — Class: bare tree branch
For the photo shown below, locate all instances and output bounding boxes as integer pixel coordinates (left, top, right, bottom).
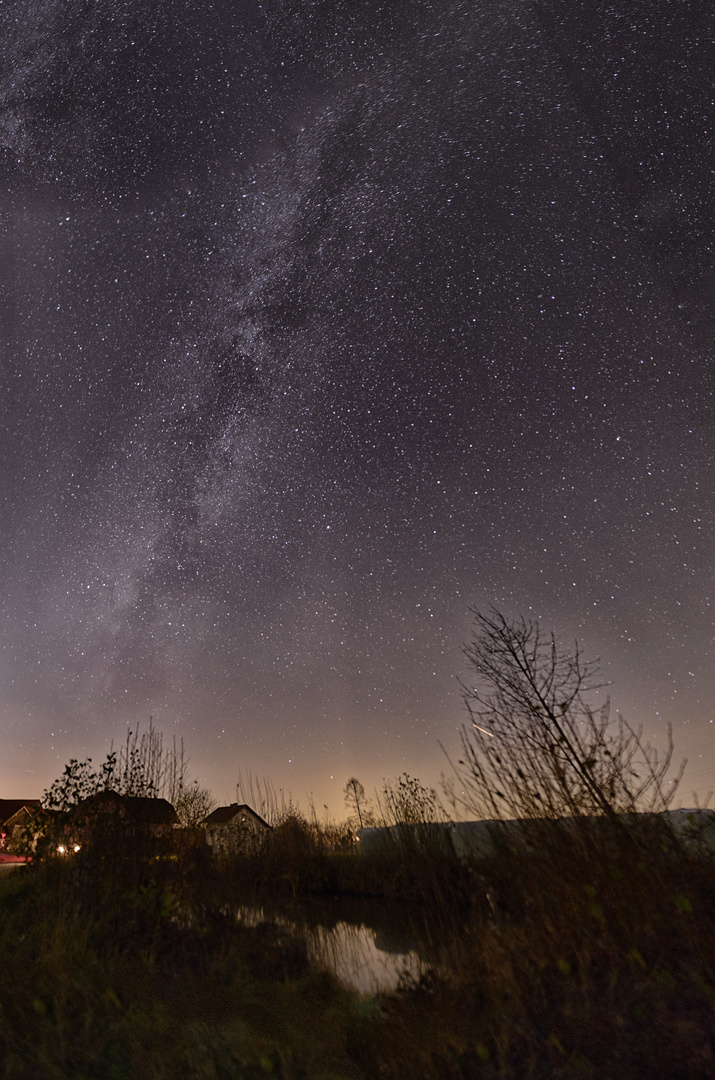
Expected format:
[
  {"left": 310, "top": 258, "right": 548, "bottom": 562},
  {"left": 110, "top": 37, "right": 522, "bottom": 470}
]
[{"left": 451, "top": 608, "right": 685, "bottom": 822}]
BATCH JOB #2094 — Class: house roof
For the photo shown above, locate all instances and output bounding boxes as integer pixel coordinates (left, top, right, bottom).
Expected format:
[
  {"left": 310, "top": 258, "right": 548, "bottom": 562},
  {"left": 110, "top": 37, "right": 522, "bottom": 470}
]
[
  {"left": 77, "top": 791, "right": 179, "bottom": 825},
  {"left": 0, "top": 800, "right": 41, "bottom": 827},
  {"left": 202, "top": 803, "right": 270, "bottom": 829}
]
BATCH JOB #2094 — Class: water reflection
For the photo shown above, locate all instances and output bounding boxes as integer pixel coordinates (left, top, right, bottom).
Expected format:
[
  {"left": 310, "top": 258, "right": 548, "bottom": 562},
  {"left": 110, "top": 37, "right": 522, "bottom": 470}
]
[
  {"left": 234, "top": 900, "right": 430, "bottom": 993},
  {"left": 305, "top": 920, "right": 423, "bottom": 993}
]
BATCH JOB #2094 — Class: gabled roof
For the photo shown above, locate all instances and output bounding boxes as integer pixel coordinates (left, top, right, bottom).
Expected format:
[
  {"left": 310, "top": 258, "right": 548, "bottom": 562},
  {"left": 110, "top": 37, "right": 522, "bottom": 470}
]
[
  {"left": 203, "top": 803, "right": 270, "bottom": 829},
  {"left": 0, "top": 800, "right": 41, "bottom": 827},
  {"left": 77, "top": 791, "right": 179, "bottom": 825}
]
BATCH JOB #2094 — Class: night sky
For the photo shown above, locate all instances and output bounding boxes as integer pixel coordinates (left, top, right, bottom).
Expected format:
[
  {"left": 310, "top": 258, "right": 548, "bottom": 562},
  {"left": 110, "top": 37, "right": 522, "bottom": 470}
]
[{"left": 2, "top": 0, "right": 714, "bottom": 812}]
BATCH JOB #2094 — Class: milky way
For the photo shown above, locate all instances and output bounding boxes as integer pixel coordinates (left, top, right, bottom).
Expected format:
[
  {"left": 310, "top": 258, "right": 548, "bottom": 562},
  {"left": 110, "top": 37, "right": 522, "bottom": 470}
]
[{"left": 1, "top": 0, "right": 714, "bottom": 808}]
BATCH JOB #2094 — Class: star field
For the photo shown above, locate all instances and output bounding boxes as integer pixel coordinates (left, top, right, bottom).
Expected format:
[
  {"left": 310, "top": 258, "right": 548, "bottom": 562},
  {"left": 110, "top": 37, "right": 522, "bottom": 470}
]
[{"left": 1, "top": 0, "right": 714, "bottom": 808}]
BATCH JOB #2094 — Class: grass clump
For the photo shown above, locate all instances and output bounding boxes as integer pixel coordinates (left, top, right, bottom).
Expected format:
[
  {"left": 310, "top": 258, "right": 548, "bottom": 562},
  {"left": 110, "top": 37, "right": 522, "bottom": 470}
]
[
  {"left": 0, "top": 864, "right": 364, "bottom": 1080},
  {"left": 349, "top": 823, "right": 715, "bottom": 1080}
]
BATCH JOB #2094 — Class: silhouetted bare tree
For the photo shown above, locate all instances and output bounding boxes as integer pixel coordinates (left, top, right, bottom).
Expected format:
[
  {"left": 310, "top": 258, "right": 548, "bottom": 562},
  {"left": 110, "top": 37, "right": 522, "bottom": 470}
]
[
  {"left": 343, "top": 778, "right": 368, "bottom": 828},
  {"left": 174, "top": 783, "right": 217, "bottom": 827},
  {"left": 379, "top": 773, "right": 445, "bottom": 825},
  {"left": 43, "top": 720, "right": 189, "bottom": 811},
  {"left": 448, "top": 609, "right": 684, "bottom": 822}
]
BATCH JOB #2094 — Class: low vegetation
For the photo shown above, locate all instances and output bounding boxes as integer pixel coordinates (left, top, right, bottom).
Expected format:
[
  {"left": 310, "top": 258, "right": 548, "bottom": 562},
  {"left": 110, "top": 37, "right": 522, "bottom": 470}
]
[{"left": 1, "top": 612, "right": 714, "bottom": 1078}]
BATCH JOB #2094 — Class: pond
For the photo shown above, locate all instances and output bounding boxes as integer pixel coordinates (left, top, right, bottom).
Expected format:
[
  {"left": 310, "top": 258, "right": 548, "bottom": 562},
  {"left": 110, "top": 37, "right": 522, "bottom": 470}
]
[{"left": 234, "top": 896, "right": 438, "bottom": 993}]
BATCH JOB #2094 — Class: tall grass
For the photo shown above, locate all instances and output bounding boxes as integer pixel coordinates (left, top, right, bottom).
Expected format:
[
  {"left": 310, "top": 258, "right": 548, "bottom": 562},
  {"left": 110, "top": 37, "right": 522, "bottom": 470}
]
[
  {"left": 0, "top": 837, "right": 369, "bottom": 1079},
  {"left": 355, "top": 815, "right": 715, "bottom": 1080}
]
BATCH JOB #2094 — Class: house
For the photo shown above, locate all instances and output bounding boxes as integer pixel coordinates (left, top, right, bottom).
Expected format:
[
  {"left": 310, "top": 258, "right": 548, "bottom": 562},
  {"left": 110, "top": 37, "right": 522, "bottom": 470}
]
[
  {"left": 201, "top": 803, "right": 271, "bottom": 853},
  {"left": 74, "top": 791, "right": 179, "bottom": 839},
  {"left": 0, "top": 799, "right": 41, "bottom": 852}
]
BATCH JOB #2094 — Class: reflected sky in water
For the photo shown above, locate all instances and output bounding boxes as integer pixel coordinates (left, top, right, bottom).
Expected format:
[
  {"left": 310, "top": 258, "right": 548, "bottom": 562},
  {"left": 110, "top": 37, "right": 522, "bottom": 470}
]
[{"left": 236, "top": 905, "right": 425, "bottom": 993}]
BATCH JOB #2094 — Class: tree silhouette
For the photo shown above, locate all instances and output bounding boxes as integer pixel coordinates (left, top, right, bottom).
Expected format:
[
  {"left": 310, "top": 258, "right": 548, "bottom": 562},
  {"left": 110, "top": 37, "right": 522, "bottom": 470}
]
[
  {"left": 174, "top": 783, "right": 217, "bottom": 827},
  {"left": 450, "top": 608, "right": 684, "bottom": 821},
  {"left": 343, "top": 777, "right": 367, "bottom": 829}
]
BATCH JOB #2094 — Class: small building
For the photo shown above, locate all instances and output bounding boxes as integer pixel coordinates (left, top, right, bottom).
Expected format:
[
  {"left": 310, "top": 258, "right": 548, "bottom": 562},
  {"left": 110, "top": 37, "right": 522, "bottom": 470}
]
[
  {"left": 201, "top": 803, "right": 271, "bottom": 854},
  {"left": 75, "top": 791, "right": 179, "bottom": 838},
  {"left": 0, "top": 799, "right": 42, "bottom": 852}
]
